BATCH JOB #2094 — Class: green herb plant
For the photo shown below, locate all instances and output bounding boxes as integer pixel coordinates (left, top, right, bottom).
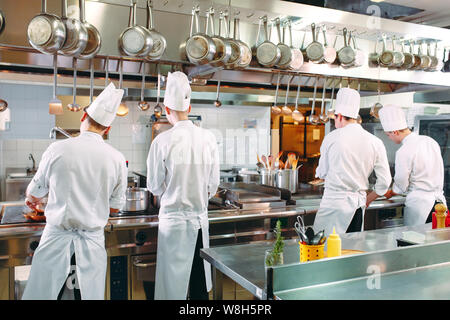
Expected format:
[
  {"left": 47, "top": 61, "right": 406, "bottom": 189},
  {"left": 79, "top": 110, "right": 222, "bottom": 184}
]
[{"left": 265, "top": 220, "right": 285, "bottom": 267}]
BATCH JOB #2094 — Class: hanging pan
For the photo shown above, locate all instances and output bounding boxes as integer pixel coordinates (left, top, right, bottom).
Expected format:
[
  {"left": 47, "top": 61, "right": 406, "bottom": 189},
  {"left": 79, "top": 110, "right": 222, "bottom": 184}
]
[
  {"left": 233, "top": 16, "right": 252, "bottom": 68},
  {"left": 222, "top": 11, "right": 241, "bottom": 69},
  {"left": 350, "top": 31, "right": 366, "bottom": 67},
  {"left": 390, "top": 37, "right": 405, "bottom": 69},
  {"left": 78, "top": 0, "right": 101, "bottom": 59},
  {"left": 337, "top": 28, "right": 355, "bottom": 68},
  {"left": 286, "top": 20, "right": 303, "bottom": 70},
  {"left": 59, "top": 0, "right": 88, "bottom": 57},
  {"left": 274, "top": 18, "right": 292, "bottom": 69},
  {"left": 185, "top": 7, "right": 216, "bottom": 65},
  {"left": 409, "top": 42, "right": 422, "bottom": 70},
  {"left": 322, "top": 25, "right": 336, "bottom": 64},
  {"left": 146, "top": 0, "right": 167, "bottom": 60},
  {"left": 379, "top": 34, "right": 393, "bottom": 67},
  {"left": 305, "top": 23, "right": 324, "bottom": 64},
  {"left": 426, "top": 42, "right": 439, "bottom": 71},
  {"left": 255, "top": 16, "right": 280, "bottom": 68},
  {"left": 398, "top": 40, "right": 414, "bottom": 70},
  {"left": 207, "top": 8, "right": 231, "bottom": 67},
  {"left": 417, "top": 41, "right": 431, "bottom": 70},
  {"left": 27, "top": 0, "right": 66, "bottom": 54}
]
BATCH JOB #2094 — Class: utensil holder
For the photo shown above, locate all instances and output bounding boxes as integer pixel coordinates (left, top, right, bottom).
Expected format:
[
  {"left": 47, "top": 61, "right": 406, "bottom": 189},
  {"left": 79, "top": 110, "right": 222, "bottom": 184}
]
[{"left": 299, "top": 242, "right": 325, "bottom": 262}]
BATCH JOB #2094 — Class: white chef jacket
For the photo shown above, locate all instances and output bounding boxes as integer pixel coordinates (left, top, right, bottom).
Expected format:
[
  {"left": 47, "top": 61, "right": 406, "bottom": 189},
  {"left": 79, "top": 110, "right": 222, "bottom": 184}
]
[
  {"left": 392, "top": 132, "right": 446, "bottom": 225},
  {"left": 27, "top": 131, "right": 128, "bottom": 231},
  {"left": 313, "top": 123, "right": 392, "bottom": 235},
  {"left": 147, "top": 120, "right": 220, "bottom": 216}
]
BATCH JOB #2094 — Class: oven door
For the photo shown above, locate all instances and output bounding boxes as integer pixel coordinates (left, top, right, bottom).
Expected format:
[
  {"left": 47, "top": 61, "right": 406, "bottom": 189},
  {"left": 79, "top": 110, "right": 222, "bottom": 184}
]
[{"left": 131, "top": 254, "right": 156, "bottom": 300}]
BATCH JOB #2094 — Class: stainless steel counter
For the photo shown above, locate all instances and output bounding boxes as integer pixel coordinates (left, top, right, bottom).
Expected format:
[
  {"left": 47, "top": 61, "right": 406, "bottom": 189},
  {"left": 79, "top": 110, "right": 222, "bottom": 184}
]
[{"left": 200, "top": 224, "right": 441, "bottom": 300}]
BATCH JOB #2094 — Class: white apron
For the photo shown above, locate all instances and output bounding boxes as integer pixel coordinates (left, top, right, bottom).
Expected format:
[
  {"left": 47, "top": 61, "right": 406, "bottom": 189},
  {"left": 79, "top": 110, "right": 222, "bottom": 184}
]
[
  {"left": 404, "top": 190, "right": 447, "bottom": 226},
  {"left": 22, "top": 224, "right": 107, "bottom": 300},
  {"left": 154, "top": 212, "right": 212, "bottom": 300},
  {"left": 313, "top": 189, "right": 367, "bottom": 237}
]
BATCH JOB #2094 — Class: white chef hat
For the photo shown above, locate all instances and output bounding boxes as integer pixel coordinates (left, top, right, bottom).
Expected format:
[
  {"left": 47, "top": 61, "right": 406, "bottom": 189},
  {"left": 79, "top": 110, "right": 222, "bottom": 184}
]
[
  {"left": 86, "top": 82, "right": 124, "bottom": 127},
  {"left": 163, "top": 71, "right": 191, "bottom": 111},
  {"left": 334, "top": 88, "right": 360, "bottom": 119},
  {"left": 378, "top": 104, "right": 408, "bottom": 132}
]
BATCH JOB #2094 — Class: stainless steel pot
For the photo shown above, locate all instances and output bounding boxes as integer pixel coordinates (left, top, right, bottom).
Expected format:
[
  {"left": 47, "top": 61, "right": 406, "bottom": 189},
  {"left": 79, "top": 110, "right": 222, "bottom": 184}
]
[
  {"left": 337, "top": 28, "right": 355, "bottom": 67},
  {"left": 185, "top": 7, "right": 216, "bottom": 65},
  {"left": 145, "top": 0, "right": 167, "bottom": 61},
  {"left": 59, "top": 0, "right": 88, "bottom": 57},
  {"left": 123, "top": 187, "right": 149, "bottom": 212},
  {"left": 233, "top": 16, "right": 252, "bottom": 69},
  {"left": 255, "top": 16, "right": 280, "bottom": 68},
  {"left": 276, "top": 169, "right": 298, "bottom": 194},
  {"left": 207, "top": 8, "right": 232, "bottom": 68},
  {"left": 78, "top": 0, "right": 101, "bottom": 59},
  {"left": 260, "top": 168, "right": 277, "bottom": 186},
  {"left": 27, "top": 0, "right": 66, "bottom": 54},
  {"left": 274, "top": 17, "right": 292, "bottom": 69},
  {"left": 305, "top": 23, "right": 324, "bottom": 63}
]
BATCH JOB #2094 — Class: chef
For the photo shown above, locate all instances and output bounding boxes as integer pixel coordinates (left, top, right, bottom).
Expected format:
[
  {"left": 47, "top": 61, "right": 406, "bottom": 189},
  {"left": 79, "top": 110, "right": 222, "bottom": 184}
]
[
  {"left": 313, "top": 88, "right": 392, "bottom": 236},
  {"left": 22, "top": 83, "right": 127, "bottom": 300},
  {"left": 147, "top": 71, "right": 220, "bottom": 300},
  {"left": 373, "top": 104, "right": 446, "bottom": 225}
]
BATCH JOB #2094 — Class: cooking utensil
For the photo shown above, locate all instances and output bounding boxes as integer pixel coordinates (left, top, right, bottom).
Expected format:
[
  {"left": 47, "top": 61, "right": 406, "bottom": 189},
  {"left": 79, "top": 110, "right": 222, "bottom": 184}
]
[
  {"left": 337, "top": 28, "right": 355, "bottom": 68},
  {"left": 285, "top": 21, "right": 303, "bottom": 70},
  {"left": 179, "top": 7, "right": 195, "bottom": 61},
  {"left": 418, "top": 41, "right": 431, "bottom": 70},
  {"left": 322, "top": 25, "right": 336, "bottom": 64},
  {"left": 123, "top": 187, "right": 150, "bottom": 212},
  {"left": 409, "top": 42, "right": 422, "bottom": 70},
  {"left": 116, "top": 59, "right": 129, "bottom": 117},
  {"left": 185, "top": 7, "right": 216, "bottom": 65},
  {"left": 309, "top": 77, "right": 319, "bottom": 125},
  {"left": 78, "top": 0, "right": 101, "bottom": 59},
  {"left": 327, "top": 78, "right": 338, "bottom": 120},
  {"left": 368, "top": 38, "right": 380, "bottom": 66},
  {"left": 255, "top": 16, "right": 280, "bottom": 68},
  {"left": 138, "top": 62, "right": 150, "bottom": 111},
  {"left": 351, "top": 31, "right": 366, "bottom": 67},
  {"left": 370, "top": 81, "right": 383, "bottom": 119},
  {"left": 274, "top": 18, "right": 292, "bottom": 69},
  {"left": 391, "top": 37, "right": 405, "bottom": 68},
  {"left": 276, "top": 168, "right": 298, "bottom": 193},
  {"left": 261, "top": 155, "right": 268, "bottom": 169},
  {"left": 233, "top": 16, "right": 252, "bottom": 69},
  {"left": 59, "top": 0, "right": 88, "bottom": 57},
  {"left": 87, "top": 58, "right": 94, "bottom": 107},
  {"left": 282, "top": 75, "right": 293, "bottom": 116},
  {"left": 319, "top": 77, "right": 328, "bottom": 123},
  {"left": 399, "top": 40, "right": 414, "bottom": 70},
  {"left": 292, "top": 76, "right": 304, "bottom": 122},
  {"left": 215, "top": 73, "right": 222, "bottom": 107},
  {"left": 49, "top": 54, "right": 63, "bottom": 115},
  {"left": 27, "top": 0, "right": 66, "bottom": 54},
  {"left": 427, "top": 41, "right": 439, "bottom": 71},
  {"left": 305, "top": 23, "right": 324, "bottom": 64},
  {"left": 312, "top": 229, "right": 324, "bottom": 245},
  {"left": 207, "top": 8, "right": 232, "bottom": 68},
  {"left": 271, "top": 73, "right": 282, "bottom": 115},
  {"left": 118, "top": 0, "right": 153, "bottom": 57},
  {"left": 67, "top": 57, "right": 82, "bottom": 112},
  {"left": 356, "top": 81, "right": 362, "bottom": 124},
  {"left": 222, "top": 11, "right": 241, "bottom": 69},
  {"left": 305, "top": 227, "right": 315, "bottom": 245},
  {"left": 145, "top": 0, "right": 167, "bottom": 61},
  {"left": 154, "top": 64, "right": 162, "bottom": 118},
  {"left": 379, "top": 34, "right": 394, "bottom": 67}
]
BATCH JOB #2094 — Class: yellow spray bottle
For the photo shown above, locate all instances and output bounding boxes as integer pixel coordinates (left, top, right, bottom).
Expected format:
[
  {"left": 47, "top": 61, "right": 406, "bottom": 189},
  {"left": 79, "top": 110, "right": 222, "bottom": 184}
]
[{"left": 327, "top": 227, "right": 341, "bottom": 258}]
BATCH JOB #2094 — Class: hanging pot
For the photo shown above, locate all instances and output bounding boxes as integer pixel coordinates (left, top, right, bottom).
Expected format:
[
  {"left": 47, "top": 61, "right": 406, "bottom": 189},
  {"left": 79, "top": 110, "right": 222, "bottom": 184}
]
[
  {"left": 292, "top": 75, "right": 304, "bottom": 122},
  {"left": 78, "top": 0, "right": 101, "bottom": 59},
  {"left": 118, "top": 0, "right": 153, "bottom": 57},
  {"left": 398, "top": 40, "right": 414, "bottom": 70},
  {"left": 255, "top": 16, "right": 280, "bottom": 68},
  {"left": 145, "top": 0, "right": 167, "bottom": 61},
  {"left": 426, "top": 42, "right": 439, "bottom": 71},
  {"left": 222, "top": 11, "right": 241, "bottom": 69},
  {"left": 322, "top": 25, "right": 336, "bottom": 64},
  {"left": 59, "top": 0, "right": 88, "bottom": 57},
  {"left": 179, "top": 7, "right": 195, "bottom": 61},
  {"left": 337, "top": 28, "right": 355, "bottom": 67},
  {"left": 409, "top": 42, "right": 422, "bottom": 70},
  {"left": 379, "top": 34, "right": 394, "bottom": 67},
  {"left": 274, "top": 18, "right": 292, "bottom": 69},
  {"left": 185, "top": 7, "right": 216, "bottom": 65},
  {"left": 350, "top": 31, "right": 366, "bottom": 67},
  {"left": 309, "top": 77, "right": 319, "bottom": 125},
  {"left": 417, "top": 41, "right": 431, "bottom": 70},
  {"left": 207, "top": 8, "right": 232, "bottom": 68},
  {"left": 233, "top": 16, "right": 252, "bottom": 68},
  {"left": 27, "top": 0, "right": 66, "bottom": 54},
  {"left": 391, "top": 37, "right": 405, "bottom": 68},
  {"left": 305, "top": 23, "right": 324, "bottom": 64},
  {"left": 286, "top": 21, "right": 303, "bottom": 70}
]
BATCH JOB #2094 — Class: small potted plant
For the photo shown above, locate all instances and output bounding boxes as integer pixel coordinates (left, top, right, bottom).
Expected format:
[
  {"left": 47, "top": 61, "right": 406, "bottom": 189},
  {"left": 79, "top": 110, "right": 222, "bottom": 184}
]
[{"left": 265, "top": 220, "right": 285, "bottom": 266}]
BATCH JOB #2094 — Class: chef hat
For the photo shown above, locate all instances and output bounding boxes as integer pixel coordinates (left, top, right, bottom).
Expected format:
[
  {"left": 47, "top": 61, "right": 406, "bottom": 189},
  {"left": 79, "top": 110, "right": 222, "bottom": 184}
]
[
  {"left": 86, "top": 82, "right": 124, "bottom": 127},
  {"left": 163, "top": 71, "right": 191, "bottom": 111},
  {"left": 334, "top": 88, "right": 360, "bottom": 119},
  {"left": 378, "top": 104, "right": 408, "bottom": 132}
]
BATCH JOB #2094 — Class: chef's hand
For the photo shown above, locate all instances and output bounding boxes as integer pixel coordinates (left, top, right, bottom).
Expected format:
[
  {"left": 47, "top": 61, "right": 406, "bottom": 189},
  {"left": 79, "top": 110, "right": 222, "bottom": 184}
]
[
  {"left": 25, "top": 194, "right": 41, "bottom": 211},
  {"left": 366, "top": 191, "right": 379, "bottom": 208},
  {"left": 384, "top": 189, "right": 395, "bottom": 199}
]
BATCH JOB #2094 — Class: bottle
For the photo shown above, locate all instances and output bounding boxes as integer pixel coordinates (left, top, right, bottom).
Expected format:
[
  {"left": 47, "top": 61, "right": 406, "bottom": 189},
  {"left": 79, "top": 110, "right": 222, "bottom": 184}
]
[
  {"left": 435, "top": 203, "right": 448, "bottom": 229},
  {"left": 327, "top": 227, "right": 341, "bottom": 258}
]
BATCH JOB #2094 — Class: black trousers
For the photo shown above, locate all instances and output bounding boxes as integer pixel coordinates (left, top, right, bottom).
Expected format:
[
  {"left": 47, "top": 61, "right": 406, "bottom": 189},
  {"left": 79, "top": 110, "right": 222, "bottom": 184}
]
[
  {"left": 346, "top": 208, "right": 363, "bottom": 233},
  {"left": 188, "top": 228, "right": 208, "bottom": 300},
  {"left": 425, "top": 201, "right": 441, "bottom": 224},
  {"left": 57, "top": 254, "right": 81, "bottom": 300}
]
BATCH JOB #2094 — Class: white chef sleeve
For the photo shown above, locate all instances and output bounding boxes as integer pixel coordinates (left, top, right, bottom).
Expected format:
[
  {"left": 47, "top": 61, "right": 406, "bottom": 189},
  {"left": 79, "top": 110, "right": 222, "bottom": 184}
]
[
  {"left": 373, "top": 141, "right": 392, "bottom": 196},
  {"left": 26, "top": 145, "right": 54, "bottom": 198},
  {"left": 208, "top": 134, "right": 220, "bottom": 199},
  {"left": 109, "top": 157, "right": 128, "bottom": 210},
  {"left": 147, "top": 138, "right": 166, "bottom": 196},
  {"left": 315, "top": 137, "right": 330, "bottom": 179},
  {"left": 392, "top": 151, "right": 411, "bottom": 195}
]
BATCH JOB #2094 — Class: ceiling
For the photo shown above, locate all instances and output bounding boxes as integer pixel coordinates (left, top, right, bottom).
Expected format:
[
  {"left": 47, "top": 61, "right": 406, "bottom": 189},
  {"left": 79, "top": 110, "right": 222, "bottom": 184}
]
[{"left": 284, "top": 0, "right": 450, "bottom": 28}]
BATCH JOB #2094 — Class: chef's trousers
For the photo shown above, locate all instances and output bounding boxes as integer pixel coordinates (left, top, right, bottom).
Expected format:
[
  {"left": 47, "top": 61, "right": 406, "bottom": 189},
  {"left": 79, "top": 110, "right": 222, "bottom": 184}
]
[
  {"left": 57, "top": 254, "right": 81, "bottom": 300},
  {"left": 346, "top": 208, "right": 363, "bottom": 233},
  {"left": 188, "top": 228, "right": 208, "bottom": 300},
  {"left": 425, "top": 201, "right": 441, "bottom": 224}
]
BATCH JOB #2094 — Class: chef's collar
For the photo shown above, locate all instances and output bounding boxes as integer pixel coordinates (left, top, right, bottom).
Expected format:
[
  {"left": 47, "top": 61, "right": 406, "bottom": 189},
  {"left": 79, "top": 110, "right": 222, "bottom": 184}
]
[
  {"left": 80, "top": 130, "right": 104, "bottom": 141},
  {"left": 401, "top": 131, "right": 416, "bottom": 145},
  {"left": 173, "top": 120, "right": 193, "bottom": 127}
]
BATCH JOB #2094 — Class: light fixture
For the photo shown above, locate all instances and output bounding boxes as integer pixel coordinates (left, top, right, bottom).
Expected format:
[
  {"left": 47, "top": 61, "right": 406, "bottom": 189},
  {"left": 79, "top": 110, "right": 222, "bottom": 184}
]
[{"left": 371, "top": 0, "right": 384, "bottom": 2}]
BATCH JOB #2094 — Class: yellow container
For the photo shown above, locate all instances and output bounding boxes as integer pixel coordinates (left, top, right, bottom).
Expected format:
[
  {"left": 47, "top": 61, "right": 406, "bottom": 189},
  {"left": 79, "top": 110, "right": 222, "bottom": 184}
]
[{"left": 299, "top": 242, "right": 325, "bottom": 262}]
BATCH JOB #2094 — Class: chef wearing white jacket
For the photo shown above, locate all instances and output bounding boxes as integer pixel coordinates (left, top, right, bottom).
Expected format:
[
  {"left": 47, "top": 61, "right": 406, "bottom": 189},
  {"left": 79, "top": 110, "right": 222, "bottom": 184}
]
[
  {"left": 22, "top": 83, "right": 127, "bottom": 300},
  {"left": 147, "top": 72, "right": 220, "bottom": 300},
  {"left": 375, "top": 104, "right": 447, "bottom": 225},
  {"left": 313, "top": 88, "right": 392, "bottom": 236}
]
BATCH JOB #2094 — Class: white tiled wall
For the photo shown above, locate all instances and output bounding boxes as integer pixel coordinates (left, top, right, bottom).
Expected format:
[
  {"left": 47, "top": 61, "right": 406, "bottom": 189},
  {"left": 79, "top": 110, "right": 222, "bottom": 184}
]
[{"left": 0, "top": 83, "right": 271, "bottom": 200}]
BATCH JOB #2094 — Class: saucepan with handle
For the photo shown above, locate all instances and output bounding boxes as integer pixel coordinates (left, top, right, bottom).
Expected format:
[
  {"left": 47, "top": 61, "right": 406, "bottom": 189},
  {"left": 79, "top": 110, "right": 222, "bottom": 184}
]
[{"left": 78, "top": 0, "right": 101, "bottom": 59}]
